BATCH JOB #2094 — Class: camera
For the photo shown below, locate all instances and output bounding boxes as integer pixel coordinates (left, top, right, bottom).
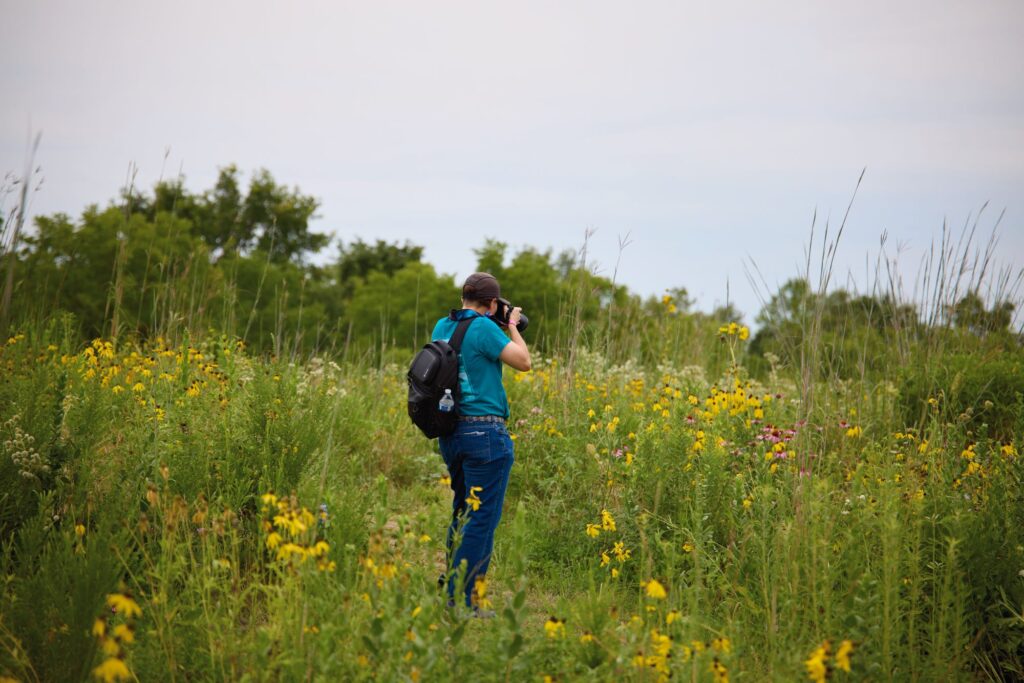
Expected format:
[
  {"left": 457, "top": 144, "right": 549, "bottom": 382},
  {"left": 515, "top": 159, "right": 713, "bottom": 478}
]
[{"left": 493, "top": 298, "right": 529, "bottom": 332}]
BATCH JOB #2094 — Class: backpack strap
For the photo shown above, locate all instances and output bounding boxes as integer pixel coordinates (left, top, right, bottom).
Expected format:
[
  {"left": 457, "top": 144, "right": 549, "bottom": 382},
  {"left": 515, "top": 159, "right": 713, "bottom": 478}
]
[
  {"left": 448, "top": 316, "right": 475, "bottom": 354},
  {"left": 447, "top": 316, "right": 475, "bottom": 408}
]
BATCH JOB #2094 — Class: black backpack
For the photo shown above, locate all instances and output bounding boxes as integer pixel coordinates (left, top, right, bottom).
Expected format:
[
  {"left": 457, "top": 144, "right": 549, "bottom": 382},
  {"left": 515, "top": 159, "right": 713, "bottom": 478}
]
[{"left": 407, "top": 314, "right": 475, "bottom": 439}]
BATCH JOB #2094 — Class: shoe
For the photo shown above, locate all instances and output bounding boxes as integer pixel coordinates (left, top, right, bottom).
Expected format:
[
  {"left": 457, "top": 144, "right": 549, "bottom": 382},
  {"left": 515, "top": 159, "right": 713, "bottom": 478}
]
[{"left": 472, "top": 607, "right": 496, "bottom": 619}]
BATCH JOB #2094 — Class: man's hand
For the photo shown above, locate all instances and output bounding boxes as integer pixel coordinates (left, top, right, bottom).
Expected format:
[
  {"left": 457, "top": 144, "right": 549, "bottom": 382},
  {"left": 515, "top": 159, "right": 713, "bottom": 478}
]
[{"left": 499, "top": 307, "right": 531, "bottom": 372}]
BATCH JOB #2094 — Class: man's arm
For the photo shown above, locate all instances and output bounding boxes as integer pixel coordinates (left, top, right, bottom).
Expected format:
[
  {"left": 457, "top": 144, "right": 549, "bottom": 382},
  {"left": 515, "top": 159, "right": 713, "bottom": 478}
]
[{"left": 499, "top": 307, "right": 531, "bottom": 372}]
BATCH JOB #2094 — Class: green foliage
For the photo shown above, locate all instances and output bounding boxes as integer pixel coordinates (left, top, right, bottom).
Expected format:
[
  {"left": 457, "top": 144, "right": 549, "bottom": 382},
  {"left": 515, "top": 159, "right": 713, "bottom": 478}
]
[
  {"left": 12, "top": 167, "right": 328, "bottom": 348},
  {"left": 18, "top": 205, "right": 216, "bottom": 339},
  {"left": 9, "top": 166, "right": 750, "bottom": 368},
  {"left": 470, "top": 239, "right": 668, "bottom": 363},
  {"left": 0, "top": 497, "right": 127, "bottom": 682},
  {"left": 7, "top": 165, "right": 1024, "bottom": 680},
  {"left": 337, "top": 238, "right": 424, "bottom": 298},
  {"left": 899, "top": 348, "right": 1024, "bottom": 440},
  {"left": 138, "top": 166, "right": 326, "bottom": 263},
  {"left": 0, "top": 326, "right": 1022, "bottom": 680},
  {"left": 951, "top": 291, "right": 1015, "bottom": 337},
  {"left": 749, "top": 278, "right": 924, "bottom": 380},
  {"left": 345, "top": 261, "right": 457, "bottom": 357}
]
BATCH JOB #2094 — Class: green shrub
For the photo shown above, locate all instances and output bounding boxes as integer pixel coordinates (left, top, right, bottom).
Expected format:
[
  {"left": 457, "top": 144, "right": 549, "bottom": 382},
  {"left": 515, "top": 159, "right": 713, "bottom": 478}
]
[{"left": 899, "top": 350, "right": 1024, "bottom": 440}]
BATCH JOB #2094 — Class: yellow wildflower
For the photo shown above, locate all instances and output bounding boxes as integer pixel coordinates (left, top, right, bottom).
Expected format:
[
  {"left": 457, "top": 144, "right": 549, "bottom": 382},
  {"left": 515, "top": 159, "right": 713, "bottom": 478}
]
[
  {"left": 711, "top": 658, "right": 730, "bottom": 683},
  {"left": 544, "top": 616, "right": 566, "bottom": 639},
  {"left": 835, "top": 639, "right": 854, "bottom": 672},
  {"left": 112, "top": 623, "right": 134, "bottom": 644},
  {"left": 650, "top": 629, "right": 672, "bottom": 657},
  {"left": 277, "top": 542, "right": 307, "bottom": 562},
  {"left": 106, "top": 593, "right": 142, "bottom": 619},
  {"left": 465, "top": 486, "right": 483, "bottom": 511},
  {"left": 92, "top": 657, "right": 131, "bottom": 682},
  {"left": 101, "top": 637, "right": 120, "bottom": 657},
  {"left": 472, "top": 577, "right": 492, "bottom": 609},
  {"left": 711, "top": 637, "right": 731, "bottom": 653},
  {"left": 600, "top": 509, "right": 616, "bottom": 532},
  {"left": 612, "top": 541, "right": 631, "bottom": 562},
  {"left": 804, "top": 641, "right": 830, "bottom": 683},
  {"left": 643, "top": 579, "right": 667, "bottom": 600}
]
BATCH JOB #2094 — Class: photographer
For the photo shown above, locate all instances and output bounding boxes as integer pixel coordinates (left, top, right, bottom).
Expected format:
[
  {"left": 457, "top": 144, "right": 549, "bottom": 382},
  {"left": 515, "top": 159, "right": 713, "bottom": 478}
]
[{"left": 432, "top": 272, "right": 530, "bottom": 614}]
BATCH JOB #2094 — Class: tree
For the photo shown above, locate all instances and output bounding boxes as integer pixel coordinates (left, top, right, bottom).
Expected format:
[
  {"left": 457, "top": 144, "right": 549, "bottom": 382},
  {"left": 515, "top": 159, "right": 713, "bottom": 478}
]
[
  {"left": 131, "top": 166, "right": 327, "bottom": 264},
  {"left": 18, "top": 205, "right": 211, "bottom": 339},
  {"left": 244, "top": 169, "right": 327, "bottom": 263},
  {"left": 337, "top": 239, "right": 424, "bottom": 298},
  {"left": 951, "top": 291, "right": 1014, "bottom": 337},
  {"left": 346, "top": 262, "right": 455, "bottom": 354}
]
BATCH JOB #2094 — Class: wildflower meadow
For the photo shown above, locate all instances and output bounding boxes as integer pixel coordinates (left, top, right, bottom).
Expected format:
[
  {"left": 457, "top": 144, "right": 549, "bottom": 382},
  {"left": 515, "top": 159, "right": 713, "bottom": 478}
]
[
  {"left": 5, "top": 3, "right": 1024, "bottom": 679},
  {"left": 1, "top": 292, "right": 1022, "bottom": 682},
  {"left": 1, "top": 172, "right": 1023, "bottom": 682}
]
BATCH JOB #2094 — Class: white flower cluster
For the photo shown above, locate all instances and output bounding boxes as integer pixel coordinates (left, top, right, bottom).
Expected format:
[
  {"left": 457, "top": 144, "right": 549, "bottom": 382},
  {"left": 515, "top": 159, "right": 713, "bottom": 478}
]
[
  {"left": 3, "top": 415, "right": 49, "bottom": 483},
  {"left": 299, "top": 357, "right": 348, "bottom": 398}
]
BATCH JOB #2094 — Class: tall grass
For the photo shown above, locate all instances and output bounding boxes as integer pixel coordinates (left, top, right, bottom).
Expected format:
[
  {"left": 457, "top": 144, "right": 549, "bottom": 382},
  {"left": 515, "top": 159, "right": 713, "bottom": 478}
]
[{"left": 1, "top": 194, "right": 1023, "bottom": 680}]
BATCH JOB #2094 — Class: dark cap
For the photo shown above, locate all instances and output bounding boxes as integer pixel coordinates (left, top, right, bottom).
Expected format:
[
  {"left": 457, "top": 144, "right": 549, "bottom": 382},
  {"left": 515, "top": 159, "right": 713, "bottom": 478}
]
[{"left": 462, "top": 272, "right": 501, "bottom": 301}]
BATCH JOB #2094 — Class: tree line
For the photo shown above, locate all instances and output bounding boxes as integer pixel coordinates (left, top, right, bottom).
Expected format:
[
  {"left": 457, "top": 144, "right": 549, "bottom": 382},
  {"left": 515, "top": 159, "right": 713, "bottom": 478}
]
[{"left": 1, "top": 166, "right": 1018, "bottom": 377}]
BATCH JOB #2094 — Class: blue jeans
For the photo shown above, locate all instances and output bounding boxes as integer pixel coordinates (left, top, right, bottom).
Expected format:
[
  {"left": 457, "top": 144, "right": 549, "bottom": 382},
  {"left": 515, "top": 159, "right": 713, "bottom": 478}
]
[{"left": 438, "top": 420, "right": 514, "bottom": 606}]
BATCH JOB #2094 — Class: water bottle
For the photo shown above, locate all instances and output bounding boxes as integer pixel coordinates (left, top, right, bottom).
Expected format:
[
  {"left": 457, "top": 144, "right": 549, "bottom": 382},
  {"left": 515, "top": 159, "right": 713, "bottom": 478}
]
[{"left": 438, "top": 389, "right": 455, "bottom": 413}]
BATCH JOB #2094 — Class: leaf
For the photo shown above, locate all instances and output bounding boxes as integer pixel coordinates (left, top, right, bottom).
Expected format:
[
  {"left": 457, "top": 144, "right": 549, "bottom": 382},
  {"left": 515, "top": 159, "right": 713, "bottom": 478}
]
[
  {"left": 506, "top": 633, "right": 523, "bottom": 659},
  {"left": 450, "top": 621, "right": 466, "bottom": 647},
  {"left": 513, "top": 589, "right": 526, "bottom": 611},
  {"left": 361, "top": 635, "right": 378, "bottom": 655}
]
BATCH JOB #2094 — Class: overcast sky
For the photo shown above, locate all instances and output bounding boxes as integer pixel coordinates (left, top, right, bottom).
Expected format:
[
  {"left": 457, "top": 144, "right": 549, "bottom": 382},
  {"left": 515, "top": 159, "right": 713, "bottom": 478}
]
[{"left": 3, "top": 1, "right": 1023, "bottom": 325}]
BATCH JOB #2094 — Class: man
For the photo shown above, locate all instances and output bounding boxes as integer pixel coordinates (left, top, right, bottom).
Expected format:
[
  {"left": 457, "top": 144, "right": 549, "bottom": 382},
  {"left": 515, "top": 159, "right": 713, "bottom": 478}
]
[{"left": 431, "top": 272, "right": 531, "bottom": 613}]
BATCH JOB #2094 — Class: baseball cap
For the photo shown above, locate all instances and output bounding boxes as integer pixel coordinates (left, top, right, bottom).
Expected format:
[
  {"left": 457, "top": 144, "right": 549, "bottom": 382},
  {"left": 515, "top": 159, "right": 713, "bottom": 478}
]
[{"left": 462, "top": 272, "right": 501, "bottom": 301}]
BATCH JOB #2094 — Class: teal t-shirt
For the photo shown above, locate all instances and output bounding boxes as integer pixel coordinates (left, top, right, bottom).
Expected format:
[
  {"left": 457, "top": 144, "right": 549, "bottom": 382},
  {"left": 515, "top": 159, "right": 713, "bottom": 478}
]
[{"left": 431, "top": 310, "right": 511, "bottom": 418}]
